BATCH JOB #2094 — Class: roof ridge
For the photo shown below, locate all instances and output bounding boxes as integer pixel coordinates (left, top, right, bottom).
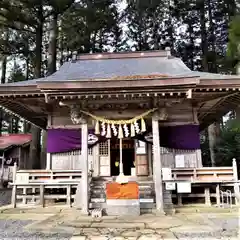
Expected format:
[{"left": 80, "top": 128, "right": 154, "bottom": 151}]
[{"left": 76, "top": 50, "right": 169, "bottom": 61}]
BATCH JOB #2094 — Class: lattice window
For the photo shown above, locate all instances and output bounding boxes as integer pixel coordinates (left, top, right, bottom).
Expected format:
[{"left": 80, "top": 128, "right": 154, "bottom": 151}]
[{"left": 99, "top": 141, "right": 109, "bottom": 156}]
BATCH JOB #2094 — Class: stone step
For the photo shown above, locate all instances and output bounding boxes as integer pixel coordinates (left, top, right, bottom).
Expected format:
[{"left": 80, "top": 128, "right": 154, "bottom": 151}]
[{"left": 89, "top": 201, "right": 156, "bottom": 210}]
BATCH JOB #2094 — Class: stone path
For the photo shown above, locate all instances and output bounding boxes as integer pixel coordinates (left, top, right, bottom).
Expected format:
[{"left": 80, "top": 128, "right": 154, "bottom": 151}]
[{"left": 0, "top": 205, "right": 239, "bottom": 239}]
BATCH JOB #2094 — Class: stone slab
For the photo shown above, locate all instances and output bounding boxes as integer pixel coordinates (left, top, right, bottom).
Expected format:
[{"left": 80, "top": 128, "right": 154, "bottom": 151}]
[
  {"left": 70, "top": 237, "right": 86, "bottom": 240},
  {"left": 91, "top": 222, "right": 145, "bottom": 229},
  {"left": 170, "top": 224, "right": 219, "bottom": 233}
]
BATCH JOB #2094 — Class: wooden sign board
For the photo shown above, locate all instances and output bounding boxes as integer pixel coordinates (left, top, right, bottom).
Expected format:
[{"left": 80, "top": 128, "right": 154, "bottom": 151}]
[
  {"left": 165, "top": 182, "right": 176, "bottom": 190},
  {"left": 162, "top": 168, "right": 172, "bottom": 181},
  {"left": 15, "top": 173, "right": 29, "bottom": 184},
  {"left": 177, "top": 182, "right": 191, "bottom": 193},
  {"left": 136, "top": 141, "right": 146, "bottom": 155},
  {"left": 175, "top": 154, "right": 185, "bottom": 168}
]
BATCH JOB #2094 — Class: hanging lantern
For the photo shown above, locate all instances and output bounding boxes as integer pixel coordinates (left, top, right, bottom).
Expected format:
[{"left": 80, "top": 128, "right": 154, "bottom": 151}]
[
  {"left": 106, "top": 124, "right": 112, "bottom": 138},
  {"left": 95, "top": 120, "right": 100, "bottom": 135},
  {"left": 141, "top": 118, "right": 146, "bottom": 132},
  {"left": 118, "top": 124, "right": 123, "bottom": 139}
]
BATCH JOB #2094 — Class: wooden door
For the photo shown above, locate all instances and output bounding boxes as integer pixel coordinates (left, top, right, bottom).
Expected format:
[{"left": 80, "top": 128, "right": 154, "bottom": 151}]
[
  {"left": 135, "top": 140, "right": 149, "bottom": 176},
  {"left": 99, "top": 140, "right": 111, "bottom": 176}
]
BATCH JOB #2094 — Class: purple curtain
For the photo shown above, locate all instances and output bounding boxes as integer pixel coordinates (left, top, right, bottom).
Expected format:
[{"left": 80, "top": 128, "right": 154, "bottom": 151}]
[
  {"left": 47, "top": 125, "right": 200, "bottom": 153},
  {"left": 47, "top": 129, "right": 98, "bottom": 153},
  {"left": 159, "top": 125, "right": 200, "bottom": 150}
]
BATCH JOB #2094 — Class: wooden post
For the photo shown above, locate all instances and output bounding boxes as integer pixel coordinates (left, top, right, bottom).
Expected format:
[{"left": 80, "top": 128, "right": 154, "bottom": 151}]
[
  {"left": 148, "top": 143, "right": 153, "bottom": 176},
  {"left": 11, "top": 162, "right": 17, "bottom": 208},
  {"left": 93, "top": 145, "right": 99, "bottom": 177},
  {"left": 204, "top": 187, "right": 211, "bottom": 206},
  {"left": 232, "top": 158, "right": 240, "bottom": 205},
  {"left": 22, "top": 187, "right": 27, "bottom": 204},
  {"left": 152, "top": 115, "right": 164, "bottom": 214},
  {"left": 81, "top": 123, "right": 89, "bottom": 215},
  {"left": 67, "top": 185, "right": 71, "bottom": 207},
  {"left": 40, "top": 184, "right": 45, "bottom": 207},
  {"left": 0, "top": 155, "right": 4, "bottom": 187},
  {"left": 177, "top": 194, "right": 183, "bottom": 206},
  {"left": 216, "top": 184, "right": 220, "bottom": 206},
  {"left": 46, "top": 153, "right": 51, "bottom": 170},
  {"left": 119, "top": 138, "right": 124, "bottom": 175}
]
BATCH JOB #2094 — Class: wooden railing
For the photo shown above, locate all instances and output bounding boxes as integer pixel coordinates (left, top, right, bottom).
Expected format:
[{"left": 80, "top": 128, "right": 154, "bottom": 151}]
[
  {"left": 171, "top": 167, "right": 235, "bottom": 182},
  {"left": 162, "top": 159, "right": 238, "bottom": 183},
  {"left": 163, "top": 159, "right": 240, "bottom": 207},
  {"left": 10, "top": 163, "right": 82, "bottom": 208}
]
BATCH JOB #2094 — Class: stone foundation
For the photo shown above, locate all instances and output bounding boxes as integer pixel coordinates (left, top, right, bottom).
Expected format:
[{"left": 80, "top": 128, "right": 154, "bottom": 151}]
[{"left": 106, "top": 199, "right": 140, "bottom": 216}]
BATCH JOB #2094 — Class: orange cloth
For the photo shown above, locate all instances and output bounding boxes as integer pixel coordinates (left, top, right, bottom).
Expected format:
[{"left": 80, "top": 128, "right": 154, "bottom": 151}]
[{"left": 106, "top": 182, "right": 139, "bottom": 199}]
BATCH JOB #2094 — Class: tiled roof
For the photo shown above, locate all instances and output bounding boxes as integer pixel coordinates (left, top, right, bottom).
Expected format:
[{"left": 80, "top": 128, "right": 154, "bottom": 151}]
[
  {"left": 1, "top": 51, "right": 240, "bottom": 87},
  {"left": 0, "top": 134, "right": 32, "bottom": 150}
]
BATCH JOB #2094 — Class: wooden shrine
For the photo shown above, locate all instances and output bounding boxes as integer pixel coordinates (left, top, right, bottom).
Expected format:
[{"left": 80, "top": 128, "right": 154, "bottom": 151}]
[{"left": 0, "top": 50, "right": 240, "bottom": 214}]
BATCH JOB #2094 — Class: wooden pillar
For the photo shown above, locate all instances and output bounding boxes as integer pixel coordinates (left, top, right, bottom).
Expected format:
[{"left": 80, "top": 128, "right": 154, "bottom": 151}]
[
  {"left": 46, "top": 116, "right": 52, "bottom": 170},
  {"left": 177, "top": 194, "right": 183, "bottom": 206},
  {"left": 11, "top": 162, "right": 17, "bottom": 208},
  {"left": 216, "top": 184, "right": 220, "bottom": 206},
  {"left": 232, "top": 158, "right": 240, "bottom": 205},
  {"left": 93, "top": 145, "right": 99, "bottom": 177},
  {"left": 66, "top": 185, "right": 71, "bottom": 207},
  {"left": 40, "top": 184, "right": 45, "bottom": 207},
  {"left": 152, "top": 115, "right": 164, "bottom": 214},
  {"left": 81, "top": 122, "right": 89, "bottom": 215},
  {"left": 148, "top": 143, "right": 153, "bottom": 176},
  {"left": 204, "top": 187, "right": 211, "bottom": 206},
  {"left": 0, "top": 155, "right": 4, "bottom": 187},
  {"left": 46, "top": 153, "right": 51, "bottom": 170}
]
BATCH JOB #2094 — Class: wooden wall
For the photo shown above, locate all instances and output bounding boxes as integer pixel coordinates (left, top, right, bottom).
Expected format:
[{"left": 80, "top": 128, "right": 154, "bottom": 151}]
[
  {"left": 160, "top": 148, "right": 202, "bottom": 168},
  {"left": 48, "top": 101, "right": 202, "bottom": 171}
]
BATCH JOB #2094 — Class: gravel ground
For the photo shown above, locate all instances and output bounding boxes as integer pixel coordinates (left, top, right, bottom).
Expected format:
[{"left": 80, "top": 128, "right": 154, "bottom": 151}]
[
  {"left": 173, "top": 214, "right": 240, "bottom": 239},
  {"left": 0, "top": 219, "right": 72, "bottom": 240}
]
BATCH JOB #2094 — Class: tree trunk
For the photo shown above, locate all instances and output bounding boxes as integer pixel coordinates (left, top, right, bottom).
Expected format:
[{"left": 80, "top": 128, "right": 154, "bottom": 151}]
[
  {"left": 47, "top": 13, "right": 58, "bottom": 75},
  {"left": 199, "top": 0, "right": 208, "bottom": 71},
  {"left": 0, "top": 56, "right": 7, "bottom": 136},
  {"left": 207, "top": 0, "right": 217, "bottom": 73},
  {"left": 208, "top": 123, "right": 220, "bottom": 166},
  {"left": 41, "top": 12, "right": 58, "bottom": 169},
  {"left": 29, "top": 4, "right": 43, "bottom": 169}
]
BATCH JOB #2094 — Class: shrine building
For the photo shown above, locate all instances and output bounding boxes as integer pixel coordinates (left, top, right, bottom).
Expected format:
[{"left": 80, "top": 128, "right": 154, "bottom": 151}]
[{"left": 0, "top": 50, "right": 240, "bottom": 215}]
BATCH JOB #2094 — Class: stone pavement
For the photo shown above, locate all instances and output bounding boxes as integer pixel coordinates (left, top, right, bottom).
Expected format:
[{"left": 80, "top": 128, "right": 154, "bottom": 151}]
[{"left": 0, "top": 204, "right": 239, "bottom": 239}]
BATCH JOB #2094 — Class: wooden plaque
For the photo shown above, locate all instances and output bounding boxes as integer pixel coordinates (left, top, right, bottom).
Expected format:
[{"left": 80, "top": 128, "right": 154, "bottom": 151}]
[{"left": 106, "top": 182, "right": 139, "bottom": 200}]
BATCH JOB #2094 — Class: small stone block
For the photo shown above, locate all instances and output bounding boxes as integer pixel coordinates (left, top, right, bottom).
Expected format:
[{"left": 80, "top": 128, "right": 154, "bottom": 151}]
[{"left": 70, "top": 236, "right": 86, "bottom": 240}]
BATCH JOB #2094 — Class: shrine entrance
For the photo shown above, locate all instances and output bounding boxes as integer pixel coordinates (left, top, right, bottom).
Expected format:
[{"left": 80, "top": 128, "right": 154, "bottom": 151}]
[{"left": 110, "top": 138, "right": 135, "bottom": 176}]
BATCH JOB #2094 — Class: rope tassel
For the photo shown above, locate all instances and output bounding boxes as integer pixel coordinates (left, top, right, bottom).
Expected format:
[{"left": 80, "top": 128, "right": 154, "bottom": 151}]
[
  {"left": 118, "top": 124, "right": 123, "bottom": 139},
  {"left": 95, "top": 120, "right": 100, "bottom": 135},
  {"left": 106, "top": 124, "right": 111, "bottom": 138},
  {"left": 141, "top": 118, "right": 146, "bottom": 132},
  {"left": 131, "top": 123, "right": 135, "bottom": 137}
]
